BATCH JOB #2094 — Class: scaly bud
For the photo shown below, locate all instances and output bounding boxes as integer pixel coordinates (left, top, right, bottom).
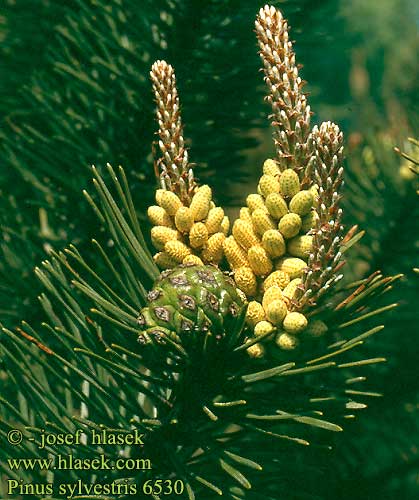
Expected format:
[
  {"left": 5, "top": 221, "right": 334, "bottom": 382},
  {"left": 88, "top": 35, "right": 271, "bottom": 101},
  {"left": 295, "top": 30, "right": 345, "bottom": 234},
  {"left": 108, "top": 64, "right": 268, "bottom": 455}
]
[
  {"left": 278, "top": 213, "right": 302, "bottom": 238},
  {"left": 151, "top": 60, "right": 196, "bottom": 204},
  {"left": 255, "top": 7, "right": 312, "bottom": 177},
  {"left": 248, "top": 245, "right": 273, "bottom": 277}
]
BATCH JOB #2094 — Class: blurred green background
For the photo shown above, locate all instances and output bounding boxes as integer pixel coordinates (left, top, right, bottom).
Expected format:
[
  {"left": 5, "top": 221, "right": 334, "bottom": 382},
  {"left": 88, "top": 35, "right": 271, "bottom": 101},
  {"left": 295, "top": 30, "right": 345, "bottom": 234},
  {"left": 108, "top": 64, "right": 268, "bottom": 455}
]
[{"left": 1, "top": 0, "right": 418, "bottom": 498}]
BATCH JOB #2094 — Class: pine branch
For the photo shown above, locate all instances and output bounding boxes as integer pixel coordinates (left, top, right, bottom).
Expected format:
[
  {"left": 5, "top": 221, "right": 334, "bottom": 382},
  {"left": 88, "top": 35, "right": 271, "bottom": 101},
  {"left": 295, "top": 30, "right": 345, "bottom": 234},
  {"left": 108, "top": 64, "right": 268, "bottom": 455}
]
[
  {"left": 297, "top": 122, "right": 345, "bottom": 310},
  {"left": 255, "top": 5, "right": 312, "bottom": 178},
  {"left": 150, "top": 60, "right": 196, "bottom": 203},
  {"left": 0, "top": 161, "right": 398, "bottom": 499}
]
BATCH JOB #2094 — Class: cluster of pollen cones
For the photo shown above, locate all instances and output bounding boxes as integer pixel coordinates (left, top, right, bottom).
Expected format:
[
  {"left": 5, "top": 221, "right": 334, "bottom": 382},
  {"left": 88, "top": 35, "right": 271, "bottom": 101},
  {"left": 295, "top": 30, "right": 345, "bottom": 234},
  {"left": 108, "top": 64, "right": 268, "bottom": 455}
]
[{"left": 145, "top": 5, "right": 347, "bottom": 355}]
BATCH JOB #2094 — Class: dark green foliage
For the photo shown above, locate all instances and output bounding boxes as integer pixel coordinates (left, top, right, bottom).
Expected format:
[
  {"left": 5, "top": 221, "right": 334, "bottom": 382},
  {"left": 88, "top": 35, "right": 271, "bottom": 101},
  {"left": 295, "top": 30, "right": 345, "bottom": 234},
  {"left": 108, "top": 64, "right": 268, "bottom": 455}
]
[{"left": 0, "top": 164, "right": 398, "bottom": 499}]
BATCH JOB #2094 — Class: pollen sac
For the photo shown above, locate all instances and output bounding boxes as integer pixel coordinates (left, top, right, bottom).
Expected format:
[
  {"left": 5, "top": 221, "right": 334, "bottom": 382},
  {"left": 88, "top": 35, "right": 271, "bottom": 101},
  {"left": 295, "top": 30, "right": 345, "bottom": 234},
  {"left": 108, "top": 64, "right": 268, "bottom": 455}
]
[
  {"left": 266, "top": 299, "right": 288, "bottom": 325},
  {"left": 201, "top": 232, "right": 225, "bottom": 264},
  {"left": 175, "top": 206, "right": 194, "bottom": 233},
  {"left": 151, "top": 226, "right": 181, "bottom": 250},
  {"left": 240, "top": 207, "right": 253, "bottom": 224},
  {"left": 276, "top": 257, "right": 307, "bottom": 279},
  {"left": 289, "top": 190, "right": 314, "bottom": 216},
  {"left": 234, "top": 266, "right": 257, "bottom": 296},
  {"left": 164, "top": 240, "right": 192, "bottom": 263},
  {"left": 263, "top": 158, "right": 280, "bottom": 177},
  {"left": 248, "top": 245, "right": 273, "bottom": 277},
  {"left": 258, "top": 174, "right": 280, "bottom": 197},
  {"left": 182, "top": 254, "right": 204, "bottom": 266},
  {"left": 301, "top": 210, "right": 319, "bottom": 232},
  {"left": 305, "top": 319, "right": 328, "bottom": 338},
  {"left": 263, "top": 270, "right": 290, "bottom": 291},
  {"left": 282, "top": 278, "right": 303, "bottom": 301},
  {"left": 247, "top": 342, "right": 265, "bottom": 358},
  {"left": 254, "top": 320, "right": 275, "bottom": 338},
  {"left": 223, "top": 236, "right": 249, "bottom": 269},
  {"left": 262, "top": 229, "right": 286, "bottom": 258},
  {"left": 220, "top": 215, "right": 230, "bottom": 235},
  {"left": 276, "top": 332, "right": 299, "bottom": 350},
  {"left": 246, "top": 300, "right": 266, "bottom": 326},
  {"left": 148, "top": 206, "right": 173, "bottom": 227},
  {"left": 246, "top": 193, "right": 267, "bottom": 212},
  {"left": 252, "top": 209, "right": 276, "bottom": 236},
  {"left": 279, "top": 169, "right": 300, "bottom": 198},
  {"left": 205, "top": 207, "right": 225, "bottom": 234},
  {"left": 283, "top": 312, "right": 308, "bottom": 334},
  {"left": 190, "top": 185, "right": 212, "bottom": 221},
  {"left": 262, "top": 285, "right": 284, "bottom": 310},
  {"left": 153, "top": 252, "right": 177, "bottom": 269},
  {"left": 158, "top": 191, "right": 183, "bottom": 216},
  {"left": 287, "top": 235, "right": 313, "bottom": 259},
  {"left": 278, "top": 213, "right": 302, "bottom": 239},
  {"left": 264, "top": 193, "right": 288, "bottom": 220},
  {"left": 189, "top": 222, "right": 209, "bottom": 249},
  {"left": 233, "top": 219, "right": 260, "bottom": 250}
]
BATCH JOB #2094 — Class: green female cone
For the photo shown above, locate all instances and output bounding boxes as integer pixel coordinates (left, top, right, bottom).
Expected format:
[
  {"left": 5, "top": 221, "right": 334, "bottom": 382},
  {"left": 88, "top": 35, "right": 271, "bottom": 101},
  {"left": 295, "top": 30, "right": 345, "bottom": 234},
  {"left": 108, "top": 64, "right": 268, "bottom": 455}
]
[{"left": 137, "top": 264, "right": 247, "bottom": 350}]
